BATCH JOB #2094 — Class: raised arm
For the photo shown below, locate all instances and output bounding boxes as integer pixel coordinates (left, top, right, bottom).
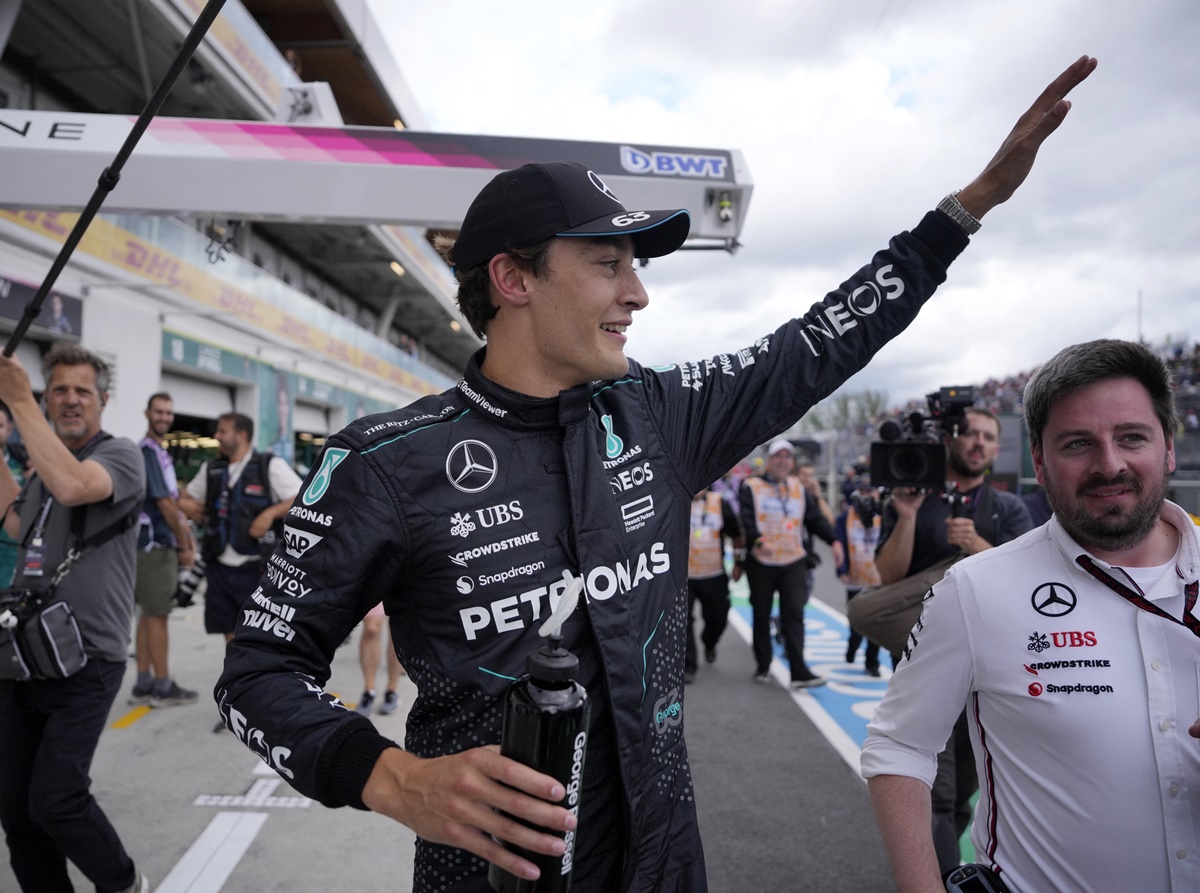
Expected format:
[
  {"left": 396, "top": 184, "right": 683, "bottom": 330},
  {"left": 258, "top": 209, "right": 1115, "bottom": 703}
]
[{"left": 957, "top": 55, "right": 1098, "bottom": 220}]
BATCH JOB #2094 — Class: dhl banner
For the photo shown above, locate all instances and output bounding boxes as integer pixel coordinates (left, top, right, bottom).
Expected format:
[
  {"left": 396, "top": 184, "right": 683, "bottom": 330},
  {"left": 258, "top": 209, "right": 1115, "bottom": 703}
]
[{"left": 0, "top": 208, "right": 443, "bottom": 397}]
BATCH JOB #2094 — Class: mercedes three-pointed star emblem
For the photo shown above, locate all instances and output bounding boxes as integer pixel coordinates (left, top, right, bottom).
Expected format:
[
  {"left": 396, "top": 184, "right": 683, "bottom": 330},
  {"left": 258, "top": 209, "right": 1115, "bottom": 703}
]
[
  {"left": 445, "top": 440, "right": 498, "bottom": 494},
  {"left": 1031, "top": 582, "right": 1078, "bottom": 618}
]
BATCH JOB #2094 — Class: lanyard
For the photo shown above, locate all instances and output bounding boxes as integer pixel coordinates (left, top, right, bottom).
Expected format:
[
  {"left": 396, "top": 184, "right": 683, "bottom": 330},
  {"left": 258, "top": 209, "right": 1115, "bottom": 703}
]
[
  {"left": 1075, "top": 554, "right": 1200, "bottom": 640},
  {"left": 28, "top": 496, "right": 55, "bottom": 546},
  {"left": 766, "top": 475, "right": 795, "bottom": 519}
]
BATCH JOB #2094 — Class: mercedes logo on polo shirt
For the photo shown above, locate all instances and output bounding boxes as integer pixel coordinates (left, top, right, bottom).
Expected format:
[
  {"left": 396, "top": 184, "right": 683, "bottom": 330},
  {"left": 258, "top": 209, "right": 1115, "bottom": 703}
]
[
  {"left": 446, "top": 440, "right": 498, "bottom": 493},
  {"left": 1031, "top": 582, "right": 1078, "bottom": 617}
]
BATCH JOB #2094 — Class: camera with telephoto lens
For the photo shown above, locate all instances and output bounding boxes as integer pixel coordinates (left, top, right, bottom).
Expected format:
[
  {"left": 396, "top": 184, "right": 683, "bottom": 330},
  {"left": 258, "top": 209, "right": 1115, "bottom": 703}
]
[
  {"left": 849, "top": 484, "right": 882, "bottom": 527},
  {"left": 869, "top": 386, "right": 976, "bottom": 491}
]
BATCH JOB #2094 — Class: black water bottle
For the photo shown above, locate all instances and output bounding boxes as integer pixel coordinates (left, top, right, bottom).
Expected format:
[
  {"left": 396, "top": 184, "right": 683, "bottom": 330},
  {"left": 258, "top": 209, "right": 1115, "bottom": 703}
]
[{"left": 488, "top": 627, "right": 590, "bottom": 892}]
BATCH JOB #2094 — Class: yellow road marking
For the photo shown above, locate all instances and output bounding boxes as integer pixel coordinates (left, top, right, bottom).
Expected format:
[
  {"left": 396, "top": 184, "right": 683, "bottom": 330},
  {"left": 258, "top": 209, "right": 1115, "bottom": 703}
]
[{"left": 112, "top": 705, "right": 152, "bottom": 728}]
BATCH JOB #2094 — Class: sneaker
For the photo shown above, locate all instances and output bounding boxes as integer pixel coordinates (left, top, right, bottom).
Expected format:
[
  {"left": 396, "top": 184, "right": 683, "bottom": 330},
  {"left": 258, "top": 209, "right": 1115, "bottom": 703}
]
[
  {"left": 704, "top": 645, "right": 717, "bottom": 664},
  {"left": 355, "top": 690, "right": 376, "bottom": 716},
  {"left": 845, "top": 647, "right": 857, "bottom": 664},
  {"left": 378, "top": 690, "right": 400, "bottom": 715},
  {"left": 684, "top": 669, "right": 696, "bottom": 684},
  {"left": 150, "top": 681, "right": 199, "bottom": 708},
  {"left": 866, "top": 664, "right": 882, "bottom": 678},
  {"left": 753, "top": 671, "right": 771, "bottom": 684},
  {"left": 128, "top": 682, "right": 154, "bottom": 706},
  {"left": 118, "top": 870, "right": 149, "bottom": 893},
  {"left": 213, "top": 719, "right": 228, "bottom": 733},
  {"left": 789, "top": 670, "right": 827, "bottom": 690}
]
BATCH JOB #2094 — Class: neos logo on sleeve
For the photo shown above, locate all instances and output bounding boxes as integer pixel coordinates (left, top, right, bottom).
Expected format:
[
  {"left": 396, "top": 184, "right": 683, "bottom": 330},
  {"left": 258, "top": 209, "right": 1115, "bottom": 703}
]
[{"left": 302, "top": 447, "right": 349, "bottom": 506}]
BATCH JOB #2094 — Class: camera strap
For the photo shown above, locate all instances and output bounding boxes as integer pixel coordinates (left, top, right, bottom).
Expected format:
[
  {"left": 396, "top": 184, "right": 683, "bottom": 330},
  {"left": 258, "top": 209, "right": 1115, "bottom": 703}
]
[
  {"left": 19, "top": 433, "right": 139, "bottom": 587},
  {"left": 972, "top": 483, "right": 997, "bottom": 546},
  {"left": 1075, "top": 555, "right": 1200, "bottom": 640}
]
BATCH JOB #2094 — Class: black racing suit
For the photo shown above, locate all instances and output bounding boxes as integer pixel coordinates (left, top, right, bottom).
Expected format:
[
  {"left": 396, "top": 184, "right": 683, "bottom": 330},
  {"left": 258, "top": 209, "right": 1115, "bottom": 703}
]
[{"left": 215, "top": 211, "right": 969, "bottom": 892}]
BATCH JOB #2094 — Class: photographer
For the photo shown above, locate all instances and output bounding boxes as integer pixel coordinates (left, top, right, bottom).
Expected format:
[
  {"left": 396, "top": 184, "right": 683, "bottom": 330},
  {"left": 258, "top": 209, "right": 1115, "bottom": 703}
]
[
  {"left": 0, "top": 345, "right": 148, "bottom": 893},
  {"left": 873, "top": 404, "right": 1031, "bottom": 876}
]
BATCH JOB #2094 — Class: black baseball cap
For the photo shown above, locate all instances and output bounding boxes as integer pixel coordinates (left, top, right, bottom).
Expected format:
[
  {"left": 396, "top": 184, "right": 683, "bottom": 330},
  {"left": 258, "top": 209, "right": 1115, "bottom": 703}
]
[{"left": 452, "top": 161, "right": 691, "bottom": 271}]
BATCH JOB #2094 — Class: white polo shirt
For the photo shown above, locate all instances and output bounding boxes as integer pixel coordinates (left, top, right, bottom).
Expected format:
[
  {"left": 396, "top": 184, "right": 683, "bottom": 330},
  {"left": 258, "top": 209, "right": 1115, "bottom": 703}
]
[{"left": 862, "top": 501, "right": 1200, "bottom": 893}]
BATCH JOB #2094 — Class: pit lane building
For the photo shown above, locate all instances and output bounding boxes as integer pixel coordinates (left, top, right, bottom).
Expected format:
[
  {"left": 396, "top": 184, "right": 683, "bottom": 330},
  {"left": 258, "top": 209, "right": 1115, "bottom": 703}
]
[{"left": 0, "top": 0, "right": 751, "bottom": 474}]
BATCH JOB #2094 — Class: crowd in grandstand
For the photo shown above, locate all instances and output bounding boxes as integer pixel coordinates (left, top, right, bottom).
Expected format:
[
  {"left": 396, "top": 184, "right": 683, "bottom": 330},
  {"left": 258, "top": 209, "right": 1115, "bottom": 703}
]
[{"left": 885, "top": 337, "right": 1200, "bottom": 426}]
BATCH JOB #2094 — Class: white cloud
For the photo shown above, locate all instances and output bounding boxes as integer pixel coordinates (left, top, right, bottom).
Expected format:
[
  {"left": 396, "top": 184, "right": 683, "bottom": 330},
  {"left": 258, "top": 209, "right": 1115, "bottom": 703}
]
[{"left": 372, "top": 0, "right": 1200, "bottom": 407}]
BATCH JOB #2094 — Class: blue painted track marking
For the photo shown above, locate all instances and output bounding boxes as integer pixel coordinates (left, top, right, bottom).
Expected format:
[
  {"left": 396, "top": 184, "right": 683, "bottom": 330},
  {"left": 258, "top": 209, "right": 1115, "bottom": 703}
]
[{"left": 727, "top": 575, "right": 891, "bottom": 776}]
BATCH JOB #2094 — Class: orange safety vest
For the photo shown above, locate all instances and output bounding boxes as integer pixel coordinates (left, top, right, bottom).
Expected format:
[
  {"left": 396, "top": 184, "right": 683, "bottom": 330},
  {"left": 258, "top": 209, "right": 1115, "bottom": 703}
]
[
  {"left": 744, "top": 475, "right": 806, "bottom": 567},
  {"left": 844, "top": 508, "right": 882, "bottom": 588},
  {"left": 688, "top": 491, "right": 728, "bottom": 579}
]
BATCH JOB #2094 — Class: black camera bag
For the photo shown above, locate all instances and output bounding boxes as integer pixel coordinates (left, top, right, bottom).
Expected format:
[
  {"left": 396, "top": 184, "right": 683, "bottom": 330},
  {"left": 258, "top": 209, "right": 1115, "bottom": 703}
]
[
  {"left": 0, "top": 587, "right": 87, "bottom": 680},
  {"left": 0, "top": 434, "right": 138, "bottom": 682}
]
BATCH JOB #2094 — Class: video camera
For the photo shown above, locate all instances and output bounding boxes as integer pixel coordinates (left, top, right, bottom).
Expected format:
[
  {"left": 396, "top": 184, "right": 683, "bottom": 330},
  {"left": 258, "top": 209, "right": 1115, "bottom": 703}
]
[{"left": 869, "top": 386, "right": 976, "bottom": 491}]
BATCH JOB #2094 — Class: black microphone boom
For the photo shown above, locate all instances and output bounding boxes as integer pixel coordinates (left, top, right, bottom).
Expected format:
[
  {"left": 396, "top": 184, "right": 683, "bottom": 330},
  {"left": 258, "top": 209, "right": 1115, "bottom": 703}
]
[{"left": 3, "top": 0, "right": 229, "bottom": 357}]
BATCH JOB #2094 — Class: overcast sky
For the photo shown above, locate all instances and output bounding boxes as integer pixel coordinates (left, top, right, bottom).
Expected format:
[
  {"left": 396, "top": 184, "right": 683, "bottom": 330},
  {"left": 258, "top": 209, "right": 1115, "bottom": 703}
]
[{"left": 371, "top": 0, "right": 1200, "bottom": 408}]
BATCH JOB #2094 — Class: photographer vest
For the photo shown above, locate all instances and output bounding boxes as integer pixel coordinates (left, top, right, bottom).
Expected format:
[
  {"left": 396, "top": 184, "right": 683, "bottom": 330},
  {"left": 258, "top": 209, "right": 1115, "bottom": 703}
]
[
  {"left": 687, "top": 491, "right": 728, "bottom": 579},
  {"left": 201, "top": 451, "right": 278, "bottom": 564},
  {"left": 845, "top": 508, "right": 883, "bottom": 588},
  {"left": 744, "top": 474, "right": 807, "bottom": 567}
]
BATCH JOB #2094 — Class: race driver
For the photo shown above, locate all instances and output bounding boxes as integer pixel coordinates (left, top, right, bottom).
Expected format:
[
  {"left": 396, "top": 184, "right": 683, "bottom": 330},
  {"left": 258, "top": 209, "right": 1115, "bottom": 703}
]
[{"left": 216, "top": 56, "right": 1096, "bottom": 893}]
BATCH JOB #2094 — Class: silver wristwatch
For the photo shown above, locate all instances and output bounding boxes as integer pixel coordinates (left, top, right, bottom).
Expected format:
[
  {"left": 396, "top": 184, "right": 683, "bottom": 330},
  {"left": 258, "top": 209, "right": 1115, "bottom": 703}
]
[{"left": 936, "top": 191, "right": 982, "bottom": 235}]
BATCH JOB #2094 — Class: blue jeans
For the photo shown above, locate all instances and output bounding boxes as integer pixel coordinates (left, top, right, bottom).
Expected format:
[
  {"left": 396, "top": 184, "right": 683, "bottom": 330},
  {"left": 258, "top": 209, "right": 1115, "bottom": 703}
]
[{"left": 0, "top": 658, "right": 136, "bottom": 892}]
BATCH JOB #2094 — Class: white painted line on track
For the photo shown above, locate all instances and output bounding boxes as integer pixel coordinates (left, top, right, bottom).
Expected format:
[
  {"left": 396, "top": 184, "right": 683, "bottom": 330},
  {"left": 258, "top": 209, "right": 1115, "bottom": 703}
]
[
  {"left": 726, "top": 605, "right": 867, "bottom": 781},
  {"left": 193, "top": 778, "right": 311, "bottom": 808},
  {"left": 154, "top": 811, "right": 269, "bottom": 893}
]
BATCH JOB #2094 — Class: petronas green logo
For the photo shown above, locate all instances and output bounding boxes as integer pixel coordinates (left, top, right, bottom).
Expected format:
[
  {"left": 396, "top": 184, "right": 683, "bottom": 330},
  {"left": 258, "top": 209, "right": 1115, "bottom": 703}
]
[
  {"left": 302, "top": 448, "right": 349, "bottom": 506},
  {"left": 601, "top": 415, "right": 624, "bottom": 459}
]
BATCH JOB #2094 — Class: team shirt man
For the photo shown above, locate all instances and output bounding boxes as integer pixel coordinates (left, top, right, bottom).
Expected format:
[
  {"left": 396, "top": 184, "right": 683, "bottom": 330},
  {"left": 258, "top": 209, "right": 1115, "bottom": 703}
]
[
  {"left": 864, "top": 339, "right": 1200, "bottom": 893},
  {"left": 873, "top": 405, "right": 1032, "bottom": 871}
]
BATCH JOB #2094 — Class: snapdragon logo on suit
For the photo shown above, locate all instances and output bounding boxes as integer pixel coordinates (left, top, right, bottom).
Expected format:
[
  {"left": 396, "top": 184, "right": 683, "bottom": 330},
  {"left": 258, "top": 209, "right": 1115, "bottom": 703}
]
[{"left": 302, "top": 447, "right": 349, "bottom": 506}]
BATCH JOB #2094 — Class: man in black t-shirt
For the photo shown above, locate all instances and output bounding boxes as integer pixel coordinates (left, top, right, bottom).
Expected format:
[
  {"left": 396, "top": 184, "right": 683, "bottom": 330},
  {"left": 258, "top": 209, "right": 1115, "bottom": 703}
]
[{"left": 874, "top": 405, "right": 1032, "bottom": 875}]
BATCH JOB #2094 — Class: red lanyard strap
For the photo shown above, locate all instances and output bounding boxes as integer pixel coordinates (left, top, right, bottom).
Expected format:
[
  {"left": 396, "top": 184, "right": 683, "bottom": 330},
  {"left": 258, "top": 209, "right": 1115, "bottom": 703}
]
[{"left": 1075, "top": 555, "right": 1200, "bottom": 639}]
